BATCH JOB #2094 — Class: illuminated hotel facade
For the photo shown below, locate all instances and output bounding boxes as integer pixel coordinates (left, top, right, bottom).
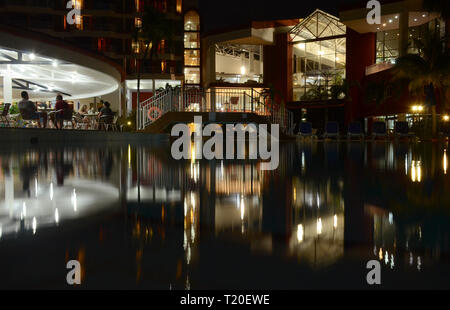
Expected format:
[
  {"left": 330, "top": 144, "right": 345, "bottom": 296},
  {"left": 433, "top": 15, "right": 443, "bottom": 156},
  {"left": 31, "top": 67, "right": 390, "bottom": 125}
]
[{"left": 0, "top": 0, "right": 448, "bottom": 132}]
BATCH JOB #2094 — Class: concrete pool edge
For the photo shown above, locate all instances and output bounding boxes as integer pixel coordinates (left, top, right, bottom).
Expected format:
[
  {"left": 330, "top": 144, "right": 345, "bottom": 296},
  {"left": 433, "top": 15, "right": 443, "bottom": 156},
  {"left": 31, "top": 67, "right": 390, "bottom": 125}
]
[{"left": 0, "top": 128, "right": 169, "bottom": 145}]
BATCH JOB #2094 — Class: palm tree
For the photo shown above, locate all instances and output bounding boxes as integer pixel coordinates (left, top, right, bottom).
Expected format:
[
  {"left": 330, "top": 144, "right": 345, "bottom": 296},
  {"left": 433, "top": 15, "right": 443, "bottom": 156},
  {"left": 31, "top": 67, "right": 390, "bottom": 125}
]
[
  {"left": 133, "top": 5, "right": 175, "bottom": 127},
  {"left": 393, "top": 28, "right": 450, "bottom": 137}
]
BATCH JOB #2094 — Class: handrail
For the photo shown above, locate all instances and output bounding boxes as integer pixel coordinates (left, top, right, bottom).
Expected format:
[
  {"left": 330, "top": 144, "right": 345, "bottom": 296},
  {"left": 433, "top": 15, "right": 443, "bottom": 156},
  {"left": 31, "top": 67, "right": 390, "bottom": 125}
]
[{"left": 137, "top": 87, "right": 294, "bottom": 134}]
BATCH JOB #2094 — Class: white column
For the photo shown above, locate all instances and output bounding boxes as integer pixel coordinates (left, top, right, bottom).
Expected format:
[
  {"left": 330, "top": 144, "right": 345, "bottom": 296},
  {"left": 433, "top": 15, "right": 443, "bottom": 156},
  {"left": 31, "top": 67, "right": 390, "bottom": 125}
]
[{"left": 3, "top": 69, "right": 12, "bottom": 103}]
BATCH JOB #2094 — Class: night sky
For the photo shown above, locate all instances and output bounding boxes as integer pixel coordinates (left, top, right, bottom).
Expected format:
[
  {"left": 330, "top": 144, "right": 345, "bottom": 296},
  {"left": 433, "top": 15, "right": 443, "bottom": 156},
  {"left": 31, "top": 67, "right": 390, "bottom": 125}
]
[{"left": 200, "top": 0, "right": 369, "bottom": 34}]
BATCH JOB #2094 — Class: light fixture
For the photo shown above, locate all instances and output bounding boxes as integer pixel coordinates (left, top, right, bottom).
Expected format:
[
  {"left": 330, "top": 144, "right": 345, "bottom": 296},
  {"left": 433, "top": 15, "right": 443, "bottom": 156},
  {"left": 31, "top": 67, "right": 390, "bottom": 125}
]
[
  {"left": 414, "top": 18, "right": 418, "bottom": 22},
  {"left": 240, "top": 66, "right": 246, "bottom": 75},
  {"left": 382, "top": 23, "right": 386, "bottom": 27},
  {"left": 29, "top": 53, "right": 35, "bottom": 60},
  {"left": 422, "top": 14, "right": 426, "bottom": 18},
  {"left": 389, "top": 19, "right": 393, "bottom": 23},
  {"left": 443, "top": 115, "right": 450, "bottom": 122},
  {"left": 395, "top": 15, "right": 398, "bottom": 19},
  {"left": 52, "top": 60, "right": 58, "bottom": 67},
  {"left": 412, "top": 105, "right": 424, "bottom": 112}
]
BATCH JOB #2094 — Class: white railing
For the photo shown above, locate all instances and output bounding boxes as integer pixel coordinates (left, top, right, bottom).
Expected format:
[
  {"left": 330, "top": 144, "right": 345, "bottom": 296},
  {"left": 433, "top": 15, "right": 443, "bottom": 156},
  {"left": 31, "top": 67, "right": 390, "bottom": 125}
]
[{"left": 137, "top": 88, "right": 294, "bottom": 134}]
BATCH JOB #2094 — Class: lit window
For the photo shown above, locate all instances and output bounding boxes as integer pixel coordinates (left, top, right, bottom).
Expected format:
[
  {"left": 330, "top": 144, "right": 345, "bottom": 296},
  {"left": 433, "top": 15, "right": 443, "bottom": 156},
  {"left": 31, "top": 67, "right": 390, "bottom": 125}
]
[
  {"left": 135, "top": 18, "right": 142, "bottom": 28},
  {"left": 176, "top": 0, "right": 182, "bottom": 14}
]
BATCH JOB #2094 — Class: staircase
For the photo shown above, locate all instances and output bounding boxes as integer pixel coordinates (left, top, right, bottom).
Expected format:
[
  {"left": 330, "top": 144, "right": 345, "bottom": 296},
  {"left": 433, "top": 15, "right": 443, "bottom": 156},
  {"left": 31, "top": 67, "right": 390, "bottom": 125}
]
[{"left": 137, "top": 88, "right": 294, "bottom": 135}]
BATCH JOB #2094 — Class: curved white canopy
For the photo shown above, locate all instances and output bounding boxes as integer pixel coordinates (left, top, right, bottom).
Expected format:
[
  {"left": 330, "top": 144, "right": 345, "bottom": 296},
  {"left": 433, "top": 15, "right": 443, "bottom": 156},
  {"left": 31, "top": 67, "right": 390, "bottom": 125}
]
[{"left": 0, "top": 47, "right": 119, "bottom": 101}]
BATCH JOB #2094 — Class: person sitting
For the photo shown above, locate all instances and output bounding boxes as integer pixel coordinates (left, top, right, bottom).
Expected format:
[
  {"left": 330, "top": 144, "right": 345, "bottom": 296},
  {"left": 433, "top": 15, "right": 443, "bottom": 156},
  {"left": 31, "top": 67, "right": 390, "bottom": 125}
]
[
  {"left": 77, "top": 105, "right": 88, "bottom": 116},
  {"left": 98, "top": 101, "right": 114, "bottom": 118},
  {"left": 88, "top": 103, "right": 95, "bottom": 114},
  {"left": 97, "top": 101, "right": 114, "bottom": 130},
  {"left": 54, "top": 94, "right": 70, "bottom": 129},
  {"left": 18, "top": 91, "right": 47, "bottom": 128}
]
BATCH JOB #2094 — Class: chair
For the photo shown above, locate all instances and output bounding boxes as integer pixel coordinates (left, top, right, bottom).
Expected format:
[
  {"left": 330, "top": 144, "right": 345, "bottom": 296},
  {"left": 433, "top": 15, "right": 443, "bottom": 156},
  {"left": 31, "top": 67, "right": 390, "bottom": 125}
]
[
  {"left": 63, "top": 108, "right": 75, "bottom": 129},
  {"left": 98, "top": 114, "right": 114, "bottom": 131},
  {"left": 73, "top": 114, "right": 89, "bottom": 130},
  {"left": 0, "top": 103, "right": 11, "bottom": 127},
  {"left": 324, "top": 121, "right": 339, "bottom": 139},
  {"left": 347, "top": 121, "right": 364, "bottom": 140},
  {"left": 372, "top": 121, "right": 387, "bottom": 140},
  {"left": 297, "top": 122, "right": 316, "bottom": 139},
  {"left": 105, "top": 114, "right": 119, "bottom": 131},
  {"left": 230, "top": 97, "right": 240, "bottom": 112},
  {"left": 394, "top": 121, "right": 415, "bottom": 140},
  {"left": 19, "top": 108, "right": 39, "bottom": 128}
]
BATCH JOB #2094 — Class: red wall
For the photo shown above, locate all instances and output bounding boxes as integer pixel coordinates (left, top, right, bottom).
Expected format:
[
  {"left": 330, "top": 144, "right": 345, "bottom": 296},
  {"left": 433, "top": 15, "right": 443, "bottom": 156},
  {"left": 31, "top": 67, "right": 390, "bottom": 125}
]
[
  {"left": 345, "top": 29, "right": 376, "bottom": 123},
  {"left": 264, "top": 33, "right": 293, "bottom": 104},
  {"left": 132, "top": 92, "right": 153, "bottom": 110}
]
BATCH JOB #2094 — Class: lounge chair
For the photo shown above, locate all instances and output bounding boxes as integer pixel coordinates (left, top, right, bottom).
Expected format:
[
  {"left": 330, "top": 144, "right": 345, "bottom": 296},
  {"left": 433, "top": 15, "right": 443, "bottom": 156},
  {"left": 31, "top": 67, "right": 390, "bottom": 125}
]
[
  {"left": 394, "top": 121, "right": 415, "bottom": 140},
  {"left": 297, "top": 122, "right": 316, "bottom": 139},
  {"left": 347, "top": 121, "right": 364, "bottom": 140},
  {"left": 372, "top": 121, "right": 387, "bottom": 140},
  {"left": 0, "top": 103, "right": 11, "bottom": 127},
  {"left": 324, "top": 121, "right": 339, "bottom": 140}
]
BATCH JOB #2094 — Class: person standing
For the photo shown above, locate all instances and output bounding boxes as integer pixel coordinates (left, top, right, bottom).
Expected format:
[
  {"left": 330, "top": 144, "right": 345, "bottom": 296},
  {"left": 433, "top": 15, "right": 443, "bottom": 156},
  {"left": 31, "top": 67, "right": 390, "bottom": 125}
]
[{"left": 54, "top": 94, "right": 69, "bottom": 129}]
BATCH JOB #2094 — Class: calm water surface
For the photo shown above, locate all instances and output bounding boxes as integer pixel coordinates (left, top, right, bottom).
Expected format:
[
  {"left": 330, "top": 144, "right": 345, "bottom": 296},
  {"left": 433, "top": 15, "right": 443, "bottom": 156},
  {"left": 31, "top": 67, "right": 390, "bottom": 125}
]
[{"left": 0, "top": 141, "right": 449, "bottom": 289}]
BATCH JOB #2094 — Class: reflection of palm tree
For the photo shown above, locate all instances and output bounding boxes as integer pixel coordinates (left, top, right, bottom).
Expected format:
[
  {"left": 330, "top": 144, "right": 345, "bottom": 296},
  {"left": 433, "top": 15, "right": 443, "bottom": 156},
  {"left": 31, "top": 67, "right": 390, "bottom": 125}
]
[{"left": 393, "top": 28, "right": 450, "bottom": 137}]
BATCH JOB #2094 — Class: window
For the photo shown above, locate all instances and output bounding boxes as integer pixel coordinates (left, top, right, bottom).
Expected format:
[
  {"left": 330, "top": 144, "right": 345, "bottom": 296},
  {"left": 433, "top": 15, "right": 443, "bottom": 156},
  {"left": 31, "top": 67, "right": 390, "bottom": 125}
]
[
  {"left": 135, "top": 17, "right": 142, "bottom": 28},
  {"left": 176, "top": 0, "right": 182, "bottom": 14},
  {"left": 376, "top": 30, "right": 399, "bottom": 64},
  {"left": 185, "top": 50, "right": 200, "bottom": 66},
  {"left": 185, "top": 67, "right": 200, "bottom": 84},
  {"left": 184, "top": 11, "right": 200, "bottom": 31},
  {"left": 290, "top": 10, "right": 346, "bottom": 101},
  {"left": 184, "top": 11, "right": 200, "bottom": 86}
]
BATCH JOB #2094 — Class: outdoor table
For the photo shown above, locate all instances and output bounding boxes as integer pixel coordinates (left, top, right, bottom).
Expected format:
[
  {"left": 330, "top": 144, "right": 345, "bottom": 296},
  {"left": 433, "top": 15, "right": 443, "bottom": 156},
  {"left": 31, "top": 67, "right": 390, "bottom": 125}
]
[
  {"left": 42, "top": 108, "right": 56, "bottom": 128},
  {"left": 84, "top": 113, "right": 99, "bottom": 130}
]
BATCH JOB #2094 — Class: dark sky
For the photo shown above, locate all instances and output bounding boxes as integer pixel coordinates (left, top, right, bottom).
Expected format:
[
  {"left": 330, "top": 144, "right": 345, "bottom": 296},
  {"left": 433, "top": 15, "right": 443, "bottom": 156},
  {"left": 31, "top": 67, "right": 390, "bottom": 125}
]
[{"left": 200, "top": 0, "right": 367, "bottom": 34}]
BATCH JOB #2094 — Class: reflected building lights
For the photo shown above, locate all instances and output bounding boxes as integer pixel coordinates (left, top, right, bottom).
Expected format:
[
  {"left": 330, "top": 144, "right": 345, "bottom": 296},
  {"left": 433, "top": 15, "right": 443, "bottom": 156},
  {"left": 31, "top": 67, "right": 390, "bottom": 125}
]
[
  {"left": 379, "top": 248, "right": 383, "bottom": 260},
  {"left": 128, "top": 144, "right": 131, "bottom": 169},
  {"left": 385, "top": 251, "right": 389, "bottom": 265},
  {"left": 333, "top": 214, "right": 338, "bottom": 228},
  {"left": 72, "top": 189, "right": 78, "bottom": 212},
  {"left": 411, "top": 161, "right": 422, "bottom": 182},
  {"left": 55, "top": 208, "right": 59, "bottom": 224},
  {"left": 50, "top": 183, "right": 54, "bottom": 201},
  {"left": 444, "top": 150, "right": 448, "bottom": 174},
  {"left": 32, "top": 217, "right": 37, "bottom": 234},
  {"left": 22, "top": 202, "right": 27, "bottom": 219},
  {"left": 297, "top": 224, "right": 304, "bottom": 242},
  {"left": 317, "top": 218, "right": 322, "bottom": 235}
]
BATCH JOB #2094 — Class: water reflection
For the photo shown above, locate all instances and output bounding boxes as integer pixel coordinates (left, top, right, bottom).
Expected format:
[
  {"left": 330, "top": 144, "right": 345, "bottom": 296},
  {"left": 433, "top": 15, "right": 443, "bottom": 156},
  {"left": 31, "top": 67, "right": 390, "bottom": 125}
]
[{"left": 0, "top": 141, "right": 449, "bottom": 288}]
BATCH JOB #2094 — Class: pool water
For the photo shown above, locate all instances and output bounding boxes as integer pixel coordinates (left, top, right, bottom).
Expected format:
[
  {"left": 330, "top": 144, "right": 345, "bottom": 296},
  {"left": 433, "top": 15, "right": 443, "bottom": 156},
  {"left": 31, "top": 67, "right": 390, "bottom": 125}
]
[{"left": 0, "top": 141, "right": 449, "bottom": 289}]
